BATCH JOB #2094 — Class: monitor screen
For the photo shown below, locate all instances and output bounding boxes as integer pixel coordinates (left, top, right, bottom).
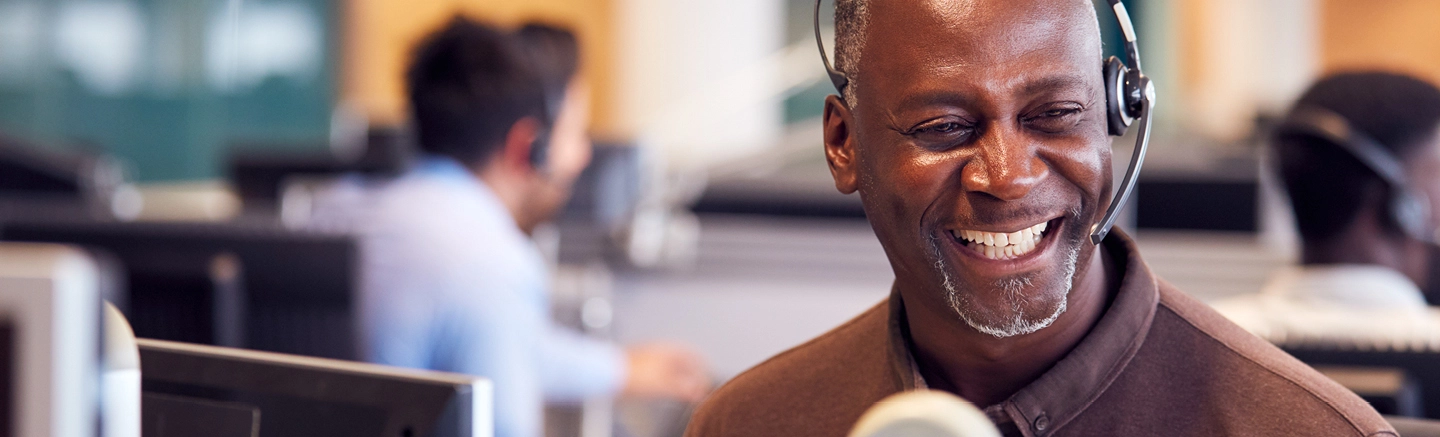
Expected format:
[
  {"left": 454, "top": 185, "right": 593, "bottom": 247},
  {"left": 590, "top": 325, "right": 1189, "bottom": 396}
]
[{"left": 138, "top": 339, "right": 491, "bottom": 437}]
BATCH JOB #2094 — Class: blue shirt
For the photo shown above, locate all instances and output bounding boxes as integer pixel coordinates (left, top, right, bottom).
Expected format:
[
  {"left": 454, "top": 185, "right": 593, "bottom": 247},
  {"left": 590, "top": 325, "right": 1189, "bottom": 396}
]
[{"left": 353, "top": 157, "right": 625, "bottom": 437}]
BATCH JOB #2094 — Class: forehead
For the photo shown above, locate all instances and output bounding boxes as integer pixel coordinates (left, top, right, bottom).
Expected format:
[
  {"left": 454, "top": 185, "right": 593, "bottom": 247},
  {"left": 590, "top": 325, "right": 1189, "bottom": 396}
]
[{"left": 859, "top": 0, "right": 1102, "bottom": 101}]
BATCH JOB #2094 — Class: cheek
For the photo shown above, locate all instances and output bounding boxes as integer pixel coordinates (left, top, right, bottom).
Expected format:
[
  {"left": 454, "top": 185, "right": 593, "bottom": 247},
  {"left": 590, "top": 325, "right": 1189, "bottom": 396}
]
[
  {"left": 892, "top": 152, "right": 955, "bottom": 195},
  {"left": 549, "top": 137, "right": 591, "bottom": 182},
  {"left": 863, "top": 143, "right": 949, "bottom": 203},
  {"left": 1046, "top": 137, "right": 1112, "bottom": 203},
  {"left": 545, "top": 121, "right": 593, "bottom": 182},
  {"left": 857, "top": 142, "right": 962, "bottom": 242}
]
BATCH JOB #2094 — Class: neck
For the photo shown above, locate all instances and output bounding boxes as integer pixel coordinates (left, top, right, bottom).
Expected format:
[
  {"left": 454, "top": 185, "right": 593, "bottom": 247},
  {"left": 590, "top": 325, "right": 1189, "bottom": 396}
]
[
  {"left": 903, "top": 243, "right": 1117, "bottom": 407},
  {"left": 477, "top": 165, "right": 539, "bottom": 235},
  {"left": 1301, "top": 211, "right": 1426, "bottom": 286}
]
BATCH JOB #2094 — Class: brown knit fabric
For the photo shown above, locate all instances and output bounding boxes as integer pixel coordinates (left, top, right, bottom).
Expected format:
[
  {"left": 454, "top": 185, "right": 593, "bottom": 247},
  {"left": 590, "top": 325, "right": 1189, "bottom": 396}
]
[{"left": 685, "top": 232, "right": 1396, "bottom": 437}]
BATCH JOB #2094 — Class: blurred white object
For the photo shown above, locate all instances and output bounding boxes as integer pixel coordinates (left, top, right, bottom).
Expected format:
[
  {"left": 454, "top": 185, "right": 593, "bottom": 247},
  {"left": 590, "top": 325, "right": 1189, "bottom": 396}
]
[
  {"left": 55, "top": 1, "right": 147, "bottom": 95},
  {"left": 617, "top": 0, "right": 786, "bottom": 169},
  {"left": 849, "top": 391, "right": 1000, "bottom": 437},
  {"left": 102, "top": 302, "right": 140, "bottom": 437},
  {"left": 1212, "top": 265, "right": 1440, "bottom": 351},
  {"left": 0, "top": 243, "right": 101, "bottom": 437},
  {"left": 132, "top": 181, "right": 242, "bottom": 222},
  {"left": 207, "top": 0, "right": 323, "bottom": 92}
]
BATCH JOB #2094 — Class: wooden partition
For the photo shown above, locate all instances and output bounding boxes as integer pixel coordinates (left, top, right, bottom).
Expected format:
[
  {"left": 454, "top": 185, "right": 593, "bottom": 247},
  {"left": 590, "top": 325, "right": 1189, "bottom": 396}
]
[
  {"left": 1321, "top": 0, "right": 1440, "bottom": 86},
  {"left": 342, "top": 0, "right": 620, "bottom": 135}
]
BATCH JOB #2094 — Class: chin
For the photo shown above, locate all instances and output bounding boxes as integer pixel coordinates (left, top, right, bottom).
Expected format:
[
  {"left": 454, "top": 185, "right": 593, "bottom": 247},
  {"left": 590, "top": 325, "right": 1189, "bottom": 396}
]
[{"left": 922, "top": 215, "right": 1088, "bottom": 339}]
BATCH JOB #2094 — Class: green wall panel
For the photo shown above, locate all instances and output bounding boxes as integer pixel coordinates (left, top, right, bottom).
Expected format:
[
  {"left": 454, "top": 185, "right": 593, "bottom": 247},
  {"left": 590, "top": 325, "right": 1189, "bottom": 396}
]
[{"left": 0, "top": 0, "right": 336, "bottom": 182}]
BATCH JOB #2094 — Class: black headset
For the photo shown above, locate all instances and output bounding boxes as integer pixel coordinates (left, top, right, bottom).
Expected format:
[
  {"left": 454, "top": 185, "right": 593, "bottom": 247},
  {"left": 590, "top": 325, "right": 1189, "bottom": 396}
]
[
  {"left": 524, "top": 50, "right": 564, "bottom": 171},
  {"left": 813, "top": 0, "right": 1155, "bottom": 245},
  {"left": 529, "top": 91, "right": 560, "bottom": 170},
  {"left": 1276, "top": 106, "right": 1434, "bottom": 243}
]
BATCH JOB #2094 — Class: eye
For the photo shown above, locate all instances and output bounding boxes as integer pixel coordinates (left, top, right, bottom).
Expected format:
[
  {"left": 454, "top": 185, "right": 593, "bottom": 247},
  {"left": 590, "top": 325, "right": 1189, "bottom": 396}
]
[
  {"left": 925, "top": 122, "right": 962, "bottom": 134},
  {"left": 1024, "top": 104, "right": 1084, "bottom": 133},
  {"left": 1042, "top": 108, "right": 1073, "bottom": 118},
  {"left": 905, "top": 118, "right": 975, "bottom": 147}
]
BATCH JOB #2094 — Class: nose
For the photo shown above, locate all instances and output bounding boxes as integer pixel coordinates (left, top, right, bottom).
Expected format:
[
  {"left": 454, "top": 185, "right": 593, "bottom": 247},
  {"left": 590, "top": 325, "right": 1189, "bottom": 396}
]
[{"left": 961, "top": 124, "right": 1047, "bottom": 201}]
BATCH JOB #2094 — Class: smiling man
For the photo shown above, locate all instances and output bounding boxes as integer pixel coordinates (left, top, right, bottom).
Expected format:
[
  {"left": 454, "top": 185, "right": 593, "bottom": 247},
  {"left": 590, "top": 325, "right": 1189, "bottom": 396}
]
[{"left": 684, "top": 1, "right": 1395, "bottom": 436}]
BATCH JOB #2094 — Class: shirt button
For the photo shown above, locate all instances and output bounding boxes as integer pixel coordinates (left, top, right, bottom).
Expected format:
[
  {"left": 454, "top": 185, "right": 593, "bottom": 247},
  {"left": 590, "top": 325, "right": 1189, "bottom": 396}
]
[{"left": 1034, "top": 414, "right": 1050, "bottom": 432}]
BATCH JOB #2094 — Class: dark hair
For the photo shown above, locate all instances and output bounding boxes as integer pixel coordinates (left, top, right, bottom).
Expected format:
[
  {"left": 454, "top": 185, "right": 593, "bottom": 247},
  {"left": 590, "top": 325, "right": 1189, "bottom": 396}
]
[
  {"left": 1277, "top": 71, "right": 1440, "bottom": 242},
  {"left": 515, "top": 22, "right": 580, "bottom": 119},
  {"left": 406, "top": 17, "right": 548, "bottom": 167}
]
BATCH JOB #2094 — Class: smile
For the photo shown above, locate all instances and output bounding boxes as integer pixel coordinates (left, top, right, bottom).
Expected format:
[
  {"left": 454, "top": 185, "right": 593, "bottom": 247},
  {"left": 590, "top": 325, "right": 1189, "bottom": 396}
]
[{"left": 949, "top": 220, "right": 1050, "bottom": 260}]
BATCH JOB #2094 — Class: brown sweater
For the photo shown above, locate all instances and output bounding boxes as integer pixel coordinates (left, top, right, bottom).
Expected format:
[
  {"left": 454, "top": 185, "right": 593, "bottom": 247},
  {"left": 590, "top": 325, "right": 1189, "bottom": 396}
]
[{"left": 686, "top": 233, "right": 1395, "bottom": 437}]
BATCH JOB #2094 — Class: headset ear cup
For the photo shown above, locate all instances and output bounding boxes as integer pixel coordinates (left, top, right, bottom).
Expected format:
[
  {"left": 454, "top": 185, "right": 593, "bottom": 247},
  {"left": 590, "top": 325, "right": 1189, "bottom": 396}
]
[
  {"left": 529, "top": 129, "right": 551, "bottom": 170},
  {"left": 1104, "top": 56, "right": 1130, "bottom": 136},
  {"left": 1394, "top": 190, "right": 1433, "bottom": 242}
]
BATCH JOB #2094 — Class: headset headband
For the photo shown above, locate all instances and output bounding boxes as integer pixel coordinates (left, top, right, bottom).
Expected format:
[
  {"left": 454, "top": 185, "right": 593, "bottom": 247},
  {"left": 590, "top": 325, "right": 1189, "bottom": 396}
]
[
  {"left": 1281, "top": 107, "right": 1409, "bottom": 186},
  {"left": 1091, "top": 0, "right": 1154, "bottom": 244},
  {"left": 813, "top": 0, "right": 848, "bottom": 92},
  {"left": 1278, "top": 105, "right": 1434, "bottom": 243}
]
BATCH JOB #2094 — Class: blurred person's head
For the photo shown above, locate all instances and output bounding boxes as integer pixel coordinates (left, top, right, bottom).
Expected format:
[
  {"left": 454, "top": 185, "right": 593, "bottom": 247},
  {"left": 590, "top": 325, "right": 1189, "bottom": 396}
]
[
  {"left": 406, "top": 17, "right": 589, "bottom": 234},
  {"left": 822, "top": 0, "right": 1112, "bottom": 339},
  {"left": 1276, "top": 71, "right": 1440, "bottom": 288},
  {"left": 516, "top": 22, "right": 593, "bottom": 225}
]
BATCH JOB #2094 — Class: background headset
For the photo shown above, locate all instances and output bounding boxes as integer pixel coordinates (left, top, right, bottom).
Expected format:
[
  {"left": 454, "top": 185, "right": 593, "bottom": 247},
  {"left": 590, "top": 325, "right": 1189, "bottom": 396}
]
[
  {"left": 518, "top": 29, "right": 568, "bottom": 172},
  {"left": 1276, "top": 106, "right": 1434, "bottom": 243},
  {"left": 812, "top": 0, "right": 1156, "bottom": 245},
  {"left": 529, "top": 90, "right": 560, "bottom": 171}
]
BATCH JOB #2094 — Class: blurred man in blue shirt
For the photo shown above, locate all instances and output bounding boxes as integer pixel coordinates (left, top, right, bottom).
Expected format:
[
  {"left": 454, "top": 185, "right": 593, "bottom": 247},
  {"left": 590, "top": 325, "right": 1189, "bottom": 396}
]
[{"left": 357, "top": 18, "right": 710, "bottom": 437}]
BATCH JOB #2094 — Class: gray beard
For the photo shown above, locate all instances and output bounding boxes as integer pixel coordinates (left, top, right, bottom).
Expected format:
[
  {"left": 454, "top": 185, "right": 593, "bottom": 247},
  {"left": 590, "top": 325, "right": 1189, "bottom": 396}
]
[{"left": 927, "top": 235, "right": 1082, "bottom": 338}]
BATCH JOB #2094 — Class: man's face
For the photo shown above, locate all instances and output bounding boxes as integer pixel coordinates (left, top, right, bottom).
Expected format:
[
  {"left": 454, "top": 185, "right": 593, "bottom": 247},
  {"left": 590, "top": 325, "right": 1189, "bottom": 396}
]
[
  {"left": 1410, "top": 129, "right": 1440, "bottom": 237},
  {"left": 827, "top": 0, "right": 1111, "bottom": 337},
  {"left": 525, "top": 79, "right": 594, "bottom": 224},
  {"left": 1404, "top": 127, "right": 1440, "bottom": 288}
]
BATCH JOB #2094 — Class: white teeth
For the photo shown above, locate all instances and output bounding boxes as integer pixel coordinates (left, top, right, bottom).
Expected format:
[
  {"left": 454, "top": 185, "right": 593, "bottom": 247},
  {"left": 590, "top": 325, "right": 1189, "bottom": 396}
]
[{"left": 952, "top": 220, "right": 1051, "bottom": 260}]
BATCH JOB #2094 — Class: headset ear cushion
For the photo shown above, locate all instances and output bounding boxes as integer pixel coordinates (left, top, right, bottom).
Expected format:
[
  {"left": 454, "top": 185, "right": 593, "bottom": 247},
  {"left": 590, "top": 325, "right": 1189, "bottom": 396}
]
[
  {"left": 1104, "top": 56, "right": 1130, "bottom": 137},
  {"left": 1394, "top": 189, "right": 1432, "bottom": 241},
  {"left": 529, "top": 130, "right": 550, "bottom": 169}
]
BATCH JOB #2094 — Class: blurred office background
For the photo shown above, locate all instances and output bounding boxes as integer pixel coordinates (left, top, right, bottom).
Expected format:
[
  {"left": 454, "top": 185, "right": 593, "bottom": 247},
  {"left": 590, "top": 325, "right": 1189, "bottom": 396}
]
[{"left": 3, "top": 0, "right": 1440, "bottom": 435}]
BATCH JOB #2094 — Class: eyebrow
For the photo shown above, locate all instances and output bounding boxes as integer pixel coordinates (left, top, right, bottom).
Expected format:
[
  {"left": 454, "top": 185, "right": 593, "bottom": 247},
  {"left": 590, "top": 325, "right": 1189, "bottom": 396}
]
[
  {"left": 893, "top": 74, "right": 1095, "bottom": 111},
  {"left": 1018, "top": 74, "right": 1094, "bottom": 98},
  {"left": 895, "top": 90, "right": 977, "bottom": 111}
]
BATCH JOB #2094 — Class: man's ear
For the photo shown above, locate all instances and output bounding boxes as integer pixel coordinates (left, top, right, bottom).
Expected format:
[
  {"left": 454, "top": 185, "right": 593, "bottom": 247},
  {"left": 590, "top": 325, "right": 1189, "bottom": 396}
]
[
  {"left": 823, "top": 95, "right": 859, "bottom": 194},
  {"left": 501, "top": 116, "right": 543, "bottom": 173}
]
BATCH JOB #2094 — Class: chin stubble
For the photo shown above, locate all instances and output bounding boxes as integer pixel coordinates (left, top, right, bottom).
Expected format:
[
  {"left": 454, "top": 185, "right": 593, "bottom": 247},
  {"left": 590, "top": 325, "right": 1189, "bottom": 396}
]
[{"left": 926, "top": 230, "right": 1083, "bottom": 339}]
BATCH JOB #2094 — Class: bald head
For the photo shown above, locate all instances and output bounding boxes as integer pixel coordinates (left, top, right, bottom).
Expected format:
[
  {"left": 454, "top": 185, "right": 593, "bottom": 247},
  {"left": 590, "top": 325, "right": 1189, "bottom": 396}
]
[{"left": 833, "top": 0, "right": 1102, "bottom": 105}]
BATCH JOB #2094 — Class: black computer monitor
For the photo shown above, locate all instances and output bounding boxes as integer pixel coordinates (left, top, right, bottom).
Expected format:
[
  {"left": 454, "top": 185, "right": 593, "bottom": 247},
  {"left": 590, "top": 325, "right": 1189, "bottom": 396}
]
[
  {"left": 1285, "top": 346, "right": 1440, "bottom": 419},
  {"left": 228, "top": 128, "right": 414, "bottom": 212},
  {"left": 0, "top": 218, "right": 359, "bottom": 360},
  {"left": 138, "top": 339, "right": 490, "bottom": 437},
  {"left": 0, "top": 136, "right": 123, "bottom": 221}
]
